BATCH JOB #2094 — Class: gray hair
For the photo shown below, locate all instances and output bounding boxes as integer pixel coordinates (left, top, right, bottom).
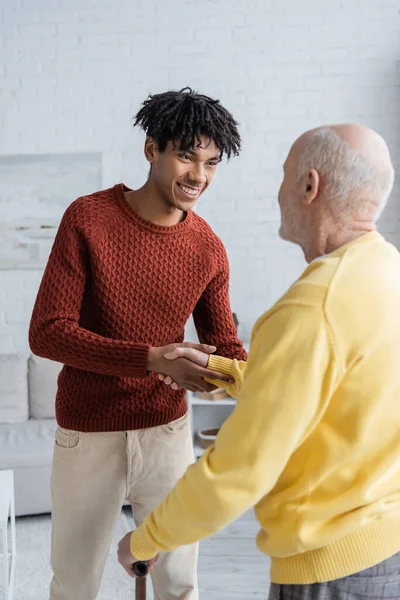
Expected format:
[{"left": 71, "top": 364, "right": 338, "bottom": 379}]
[{"left": 297, "top": 128, "right": 395, "bottom": 220}]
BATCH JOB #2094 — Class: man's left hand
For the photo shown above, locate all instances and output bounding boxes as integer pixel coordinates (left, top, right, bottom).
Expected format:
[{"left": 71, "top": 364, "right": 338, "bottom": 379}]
[{"left": 117, "top": 532, "right": 159, "bottom": 578}]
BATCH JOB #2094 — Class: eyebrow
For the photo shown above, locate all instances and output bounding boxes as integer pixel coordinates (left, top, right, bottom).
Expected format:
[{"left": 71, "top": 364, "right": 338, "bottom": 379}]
[
  {"left": 175, "top": 148, "right": 196, "bottom": 155},
  {"left": 175, "top": 148, "right": 221, "bottom": 161}
]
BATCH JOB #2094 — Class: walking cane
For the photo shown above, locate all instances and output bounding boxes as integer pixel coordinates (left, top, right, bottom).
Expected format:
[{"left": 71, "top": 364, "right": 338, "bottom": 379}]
[{"left": 133, "top": 561, "right": 148, "bottom": 600}]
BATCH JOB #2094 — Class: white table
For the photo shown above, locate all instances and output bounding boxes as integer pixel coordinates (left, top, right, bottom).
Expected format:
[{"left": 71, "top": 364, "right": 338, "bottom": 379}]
[{"left": 0, "top": 471, "right": 16, "bottom": 600}]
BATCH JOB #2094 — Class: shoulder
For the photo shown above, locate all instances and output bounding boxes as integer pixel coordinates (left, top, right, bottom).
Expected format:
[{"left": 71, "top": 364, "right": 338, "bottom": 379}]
[
  {"left": 191, "top": 212, "right": 228, "bottom": 263},
  {"left": 249, "top": 258, "right": 340, "bottom": 337},
  {"left": 60, "top": 186, "right": 119, "bottom": 236},
  {"left": 280, "top": 256, "right": 342, "bottom": 309}
]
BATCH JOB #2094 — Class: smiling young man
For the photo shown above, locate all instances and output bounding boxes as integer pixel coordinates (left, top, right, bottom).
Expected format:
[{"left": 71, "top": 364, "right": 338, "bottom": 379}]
[{"left": 29, "top": 87, "right": 246, "bottom": 600}]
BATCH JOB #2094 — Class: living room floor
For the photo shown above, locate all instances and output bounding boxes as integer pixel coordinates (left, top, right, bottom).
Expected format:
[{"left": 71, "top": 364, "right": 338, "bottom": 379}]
[{"left": 7, "top": 507, "right": 270, "bottom": 599}]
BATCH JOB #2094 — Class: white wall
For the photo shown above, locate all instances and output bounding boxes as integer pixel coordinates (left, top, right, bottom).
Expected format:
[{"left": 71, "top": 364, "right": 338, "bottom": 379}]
[{"left": 1, "top": 0, "right": 400, "bottom": 351}]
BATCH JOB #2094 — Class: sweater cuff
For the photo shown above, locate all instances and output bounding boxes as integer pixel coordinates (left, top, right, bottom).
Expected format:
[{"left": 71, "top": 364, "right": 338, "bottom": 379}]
[
  {"left": 130, "top": 525, "right": 160, "bottom": 560},
  {"left": 125, "top": 344, "right": 151, "bottom": 378},
  {"left": 208, "top": 355, "right": 235, "bottom": 376}
]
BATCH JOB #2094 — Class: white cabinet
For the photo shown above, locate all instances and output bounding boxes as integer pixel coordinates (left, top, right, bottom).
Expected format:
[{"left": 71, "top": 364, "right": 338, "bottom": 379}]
[
  {"left": 188, "top": 393, "right": 237, "bottom": 458},
  {"left": 184, "top": 316, "right": 248, "bottom": 458}
]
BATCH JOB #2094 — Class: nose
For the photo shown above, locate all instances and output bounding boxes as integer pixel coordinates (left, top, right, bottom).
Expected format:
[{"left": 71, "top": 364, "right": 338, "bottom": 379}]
[{"left": 188, "top": 164, "right": 207, "bottom": 185}]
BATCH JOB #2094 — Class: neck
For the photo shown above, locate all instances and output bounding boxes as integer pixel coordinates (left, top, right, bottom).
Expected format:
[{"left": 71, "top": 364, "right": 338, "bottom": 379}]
[
  {"left": 124, "top": 180, "right": 185, "bottom": 227},
  {"left": 302, "top": 220, "right": 376, "bottom": 263}
]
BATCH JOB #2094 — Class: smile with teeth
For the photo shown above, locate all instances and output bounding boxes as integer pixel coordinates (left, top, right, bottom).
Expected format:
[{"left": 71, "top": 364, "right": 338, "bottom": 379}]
[{"left": 177, "top": 183, "right": 202, "bottom": 198}]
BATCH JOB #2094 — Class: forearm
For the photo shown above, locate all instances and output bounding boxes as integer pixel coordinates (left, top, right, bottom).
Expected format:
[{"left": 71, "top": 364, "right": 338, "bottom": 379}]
[
  {"left": 193, "top": 263, "right": 247, "bottom": 362},
  {"left": 129, "top": 304, "right": 339, "bottom": 560},
  {"left": 195, "top": 319, "right": 247, "bottom": 362},
  {"left": 130, "top": 361, "right": 315, "bottom": 560},
  {"left": 29, "top": 317, "right": 149, "bottom": 378},
  {"left": 29, "top": 201, "right": 150, "bottom": 378},
  {"left": 130, "top": 418, "right": 268, "bottom": 560}
]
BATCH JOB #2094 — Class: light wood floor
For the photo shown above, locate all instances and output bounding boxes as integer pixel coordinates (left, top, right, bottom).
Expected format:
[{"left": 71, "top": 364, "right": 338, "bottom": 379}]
[
  {"left": 11, "top": 508, "right": 270, "bottom": 599},
  {"left": 197, "top": 510, "right": 271, "bottom": 599}
]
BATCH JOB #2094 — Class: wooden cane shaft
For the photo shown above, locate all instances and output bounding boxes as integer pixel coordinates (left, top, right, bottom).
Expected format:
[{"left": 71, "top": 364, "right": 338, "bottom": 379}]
[{"left": 135, "top": 575, "right": 146, "bottom": 600}]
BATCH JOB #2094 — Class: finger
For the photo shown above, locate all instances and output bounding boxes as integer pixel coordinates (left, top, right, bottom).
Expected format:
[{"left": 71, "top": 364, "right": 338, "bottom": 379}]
[
  {"left": 148, "top": 556, "right": 159, "bottom": 569},
  {"left": 163, "top": 348, "right": 181, "bottom": 361},
  {"left": 182, "top": 342, "right": 216, "bottom": 354},
  {"left": 158, "top": 373, "right": 166, "bottom": 381},
  {"left": 123, "top": 565, "right": 135, "bottom": 578},
  {"left": 164, "top": 376, "right": 172, "bottom": 385},
  {"left": 195, "top": 366, "right": 234, "bottom": 384},
  {"left": 208, "top": 372, "right": 235, "bottom": 384},
  {"left": 171, "top": 382, "right": 181, "bottom": 390},
  {"left": 186, "top": 384, "right": 202, "bottom": 393},
  {"left": 199, "top": 381, "right": 220, "bottom": 393},
  {"left": 164, "top": 348, "right": 208, "bottom": 367},
  {"left": 164, "top": 348, "right": 205, "bottom": 361},
  {"left": 200, "top": 343, "right": 216, "bottom": 353},
  {"left": 190, "top": 383, "right": 206, "bottom": 393},
  {"left": 194, "top": 381, "right": 219, "bottom": 393},
  {"left": 184, "top": 348, "right": 209, "bottom": 367}
]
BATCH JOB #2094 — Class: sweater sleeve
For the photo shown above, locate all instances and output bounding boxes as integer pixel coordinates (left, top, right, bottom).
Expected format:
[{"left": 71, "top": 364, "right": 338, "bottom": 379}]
[
  {"left": 129, "top": 304, "right": 340, "bottom": 559},
  {"left": 29, "top": 200, "right": 149, "bottom": 378},
  {"left": 192, "top": 255, "right": 247, "bottom": 361},
  {"left": 206, "top": 355, "right": 247, "bottom": 399}
]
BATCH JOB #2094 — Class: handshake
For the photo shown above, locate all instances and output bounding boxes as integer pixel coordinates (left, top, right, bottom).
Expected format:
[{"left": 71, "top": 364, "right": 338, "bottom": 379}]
[{"left": 147, "top": 343, "right": 233, "bottom": 393}]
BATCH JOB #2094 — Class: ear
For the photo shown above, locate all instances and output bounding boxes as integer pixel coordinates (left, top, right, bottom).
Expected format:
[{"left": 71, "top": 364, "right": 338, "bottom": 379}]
[
  {"left": 304, "top": 168, "right": 320, "bottom": 205},
  {"left": 144, "top": 137, "right": 158, "bottom": 164}
]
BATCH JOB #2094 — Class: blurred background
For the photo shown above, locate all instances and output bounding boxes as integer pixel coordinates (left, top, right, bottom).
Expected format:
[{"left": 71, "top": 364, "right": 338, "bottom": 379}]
[
  {"left": 1, "top": 2, "right": 400, "bottom": 597},
  {"left": 1, "top": 0, "right": 400, "bottom": 349}
]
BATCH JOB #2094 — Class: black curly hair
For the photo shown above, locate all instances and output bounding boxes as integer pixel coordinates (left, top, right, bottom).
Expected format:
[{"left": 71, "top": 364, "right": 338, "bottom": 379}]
[{"left": 134, "top": 87, "right": 241, "bottom": 160}]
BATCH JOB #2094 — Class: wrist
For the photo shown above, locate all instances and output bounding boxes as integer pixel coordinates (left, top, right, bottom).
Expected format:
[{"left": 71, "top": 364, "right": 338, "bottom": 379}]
[{"left": 147, "top": 347, "right": 160, "bottom": 372}]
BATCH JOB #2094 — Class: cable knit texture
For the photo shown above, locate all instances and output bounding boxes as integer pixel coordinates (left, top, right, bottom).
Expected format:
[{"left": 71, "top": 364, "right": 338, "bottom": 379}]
[{"left": 29, "top": 183, "right": 246, "bottom": 432}]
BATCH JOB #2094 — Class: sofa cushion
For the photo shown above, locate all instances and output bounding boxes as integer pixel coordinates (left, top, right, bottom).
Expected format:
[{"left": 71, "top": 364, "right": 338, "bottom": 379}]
[
  {"left": 0, "top": 354, "right": 29, "bottom": 423},
  {"left": 0, "top": 418, "right": 57, "bottom": 468},
  {"left": 28, "top": 355, "right": 63, "bottom": 419}
]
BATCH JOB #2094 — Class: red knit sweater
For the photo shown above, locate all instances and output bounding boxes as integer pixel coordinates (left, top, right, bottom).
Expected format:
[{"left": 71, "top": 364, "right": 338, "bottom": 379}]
[{"left": 29, "top": 184, "right": 246, "bottom": 432}]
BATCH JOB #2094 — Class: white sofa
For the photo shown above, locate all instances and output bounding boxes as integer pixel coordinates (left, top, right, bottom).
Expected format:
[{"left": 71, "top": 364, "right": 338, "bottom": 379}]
[{"left": 0, "top": 354, "right": 62, "bottom": 516}]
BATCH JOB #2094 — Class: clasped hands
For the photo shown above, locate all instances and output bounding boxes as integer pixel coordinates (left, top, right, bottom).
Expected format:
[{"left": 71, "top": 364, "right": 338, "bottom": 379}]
[{"left": 147, "top": 343, "right": 232, "bottom": 392}]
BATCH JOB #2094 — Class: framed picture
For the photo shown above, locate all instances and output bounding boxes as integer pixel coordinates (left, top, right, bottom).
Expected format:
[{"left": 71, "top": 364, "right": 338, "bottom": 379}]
[{"left": 0, "top": 153, "right": 102, "bottom": 269}]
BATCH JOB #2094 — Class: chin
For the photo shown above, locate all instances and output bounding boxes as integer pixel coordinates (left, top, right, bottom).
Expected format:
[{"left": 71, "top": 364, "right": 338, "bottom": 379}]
[
  {"left": 279, "top": 225, "right": 288, "bottom": 240},
  {"left": 171, "top": 194, "right": 199, "bottom": 212},
  {"left": 279, "top": 226, "right": 294, "bottom": 243},
  {"left": 173, "top": 200, "right": 196, "bottom": 213}
]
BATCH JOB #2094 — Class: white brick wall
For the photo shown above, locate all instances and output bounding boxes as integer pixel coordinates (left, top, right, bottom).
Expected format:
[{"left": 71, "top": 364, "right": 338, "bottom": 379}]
[{"left": 1, "top": 0, "right": 400, "bottom": 350}]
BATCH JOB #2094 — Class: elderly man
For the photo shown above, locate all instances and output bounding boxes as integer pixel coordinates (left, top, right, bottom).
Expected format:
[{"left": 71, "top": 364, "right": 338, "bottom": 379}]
[{"left": 118, "top": 124, "right": 400, "bottom": 599}]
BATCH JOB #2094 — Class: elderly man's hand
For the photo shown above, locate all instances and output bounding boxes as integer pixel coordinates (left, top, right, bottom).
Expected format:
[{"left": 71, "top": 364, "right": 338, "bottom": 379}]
[{"left": 117, "top": 532, "right": 158, "bottom": 578}]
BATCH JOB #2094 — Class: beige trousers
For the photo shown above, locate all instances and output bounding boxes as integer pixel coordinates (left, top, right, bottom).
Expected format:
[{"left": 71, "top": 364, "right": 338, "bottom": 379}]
[{"left": 49, "top": 413, "right": 198, "bottom": 600}]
